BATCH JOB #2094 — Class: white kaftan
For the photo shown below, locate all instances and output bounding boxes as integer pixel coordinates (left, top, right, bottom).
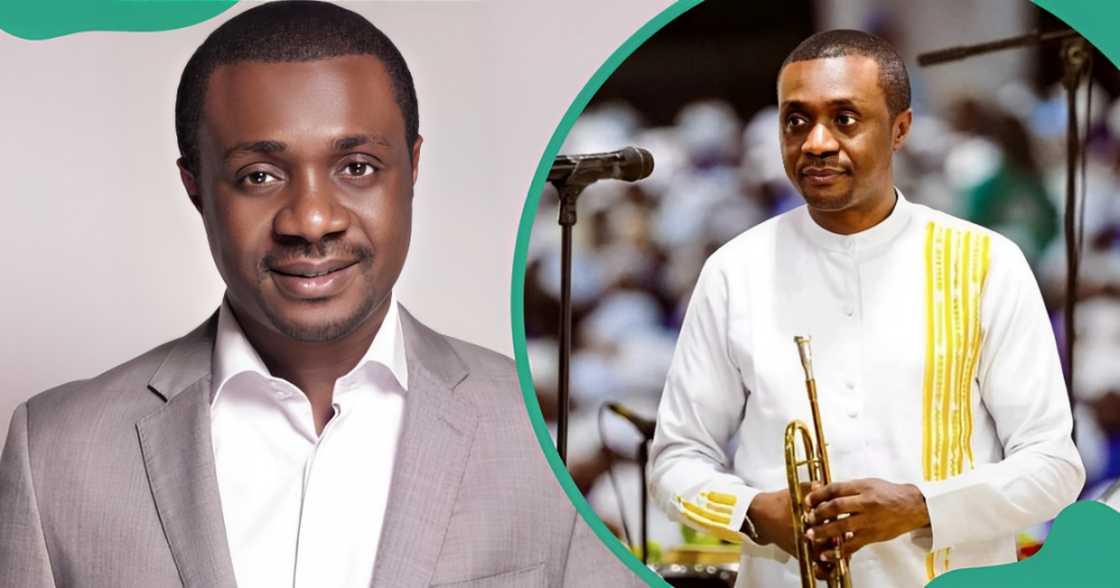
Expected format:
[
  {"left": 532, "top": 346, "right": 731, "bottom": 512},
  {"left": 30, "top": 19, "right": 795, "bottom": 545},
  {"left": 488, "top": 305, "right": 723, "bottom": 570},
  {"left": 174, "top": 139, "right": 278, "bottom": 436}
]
[{"left": 649, "top": 191, "right": 1084, "bottom": 587}]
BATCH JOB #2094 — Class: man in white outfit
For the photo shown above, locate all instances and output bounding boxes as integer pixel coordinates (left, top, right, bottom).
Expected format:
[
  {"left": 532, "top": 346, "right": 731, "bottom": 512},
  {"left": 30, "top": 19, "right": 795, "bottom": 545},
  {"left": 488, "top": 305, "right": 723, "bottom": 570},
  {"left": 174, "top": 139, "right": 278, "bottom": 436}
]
[{"left": 648, "top": 29, "right": 1084, "bottom": 587}]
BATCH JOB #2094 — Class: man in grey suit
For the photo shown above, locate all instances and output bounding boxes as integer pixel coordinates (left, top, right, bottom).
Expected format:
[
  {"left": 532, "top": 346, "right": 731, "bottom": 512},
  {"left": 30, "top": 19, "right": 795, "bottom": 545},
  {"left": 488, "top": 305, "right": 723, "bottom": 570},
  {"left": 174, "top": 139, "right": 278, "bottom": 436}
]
[{"left": 0, "top": 2, "right": 643, "bottom": 587}]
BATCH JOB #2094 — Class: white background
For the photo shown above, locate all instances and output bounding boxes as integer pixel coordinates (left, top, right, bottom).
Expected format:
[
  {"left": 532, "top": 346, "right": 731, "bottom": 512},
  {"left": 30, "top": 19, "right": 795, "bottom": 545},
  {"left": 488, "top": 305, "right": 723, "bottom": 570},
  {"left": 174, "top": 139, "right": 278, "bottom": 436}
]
[{"left": 0, "top": 0, "right": 674, "bottom": 440}]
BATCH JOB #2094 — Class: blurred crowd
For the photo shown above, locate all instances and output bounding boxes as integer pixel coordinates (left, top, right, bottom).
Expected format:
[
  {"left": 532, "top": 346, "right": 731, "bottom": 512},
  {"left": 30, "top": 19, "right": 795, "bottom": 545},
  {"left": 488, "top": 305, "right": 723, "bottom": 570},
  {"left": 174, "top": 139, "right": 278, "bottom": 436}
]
[{"left": 523, "top": 73, "right": 1120, "bottom": 550}]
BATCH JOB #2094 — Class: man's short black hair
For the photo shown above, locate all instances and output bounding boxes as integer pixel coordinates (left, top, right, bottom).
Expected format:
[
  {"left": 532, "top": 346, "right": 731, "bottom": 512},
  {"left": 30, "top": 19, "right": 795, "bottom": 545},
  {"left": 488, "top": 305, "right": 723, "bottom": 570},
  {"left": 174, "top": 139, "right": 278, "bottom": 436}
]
[
  {"left": 781, "top": 29, "right": 911, "bottom": 117},
  {"left": 175, "top": 0, "right": 419, "bottom": 175}
]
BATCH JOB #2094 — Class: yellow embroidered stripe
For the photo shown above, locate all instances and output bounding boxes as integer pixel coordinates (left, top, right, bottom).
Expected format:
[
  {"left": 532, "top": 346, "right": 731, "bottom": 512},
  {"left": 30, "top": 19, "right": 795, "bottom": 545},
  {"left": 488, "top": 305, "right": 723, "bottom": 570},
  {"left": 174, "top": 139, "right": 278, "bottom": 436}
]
[
  {"left": 922, "top": 222, "right": 935, "bottom": 480},
  {"left": 965, "top": 236, "right": 990, "bottom": 465},
  {"left": 939, "top": 225, "right": 954, "bottom": 481},
  {"left": 954, "top": 231, "right": 972, "bottom": 476},
  {"left": 921, "top": 221, "right": 991, "bottom": 579},
  {"left": 702, "top": 491, "right": 738, "bottom": 506}
]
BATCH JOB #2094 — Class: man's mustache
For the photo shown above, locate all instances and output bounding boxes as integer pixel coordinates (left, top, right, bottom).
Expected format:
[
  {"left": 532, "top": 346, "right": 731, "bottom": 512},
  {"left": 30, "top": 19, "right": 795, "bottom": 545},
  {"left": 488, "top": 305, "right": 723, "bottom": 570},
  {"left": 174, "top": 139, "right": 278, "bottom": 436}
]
[
  {"left": 799, "top": 157, "right": 850, "bottom": 174},
  {"left": 259, "top": 240, "right": 373, "bottom": 270}
]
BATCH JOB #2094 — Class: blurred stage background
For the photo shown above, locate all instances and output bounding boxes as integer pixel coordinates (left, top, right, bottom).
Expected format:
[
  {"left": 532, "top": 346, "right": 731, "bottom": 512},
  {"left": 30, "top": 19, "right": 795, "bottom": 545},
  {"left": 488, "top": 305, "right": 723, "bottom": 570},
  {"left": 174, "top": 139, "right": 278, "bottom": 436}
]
[{"left": 522, "top": 0, "right": 1120, "bottom": 563}]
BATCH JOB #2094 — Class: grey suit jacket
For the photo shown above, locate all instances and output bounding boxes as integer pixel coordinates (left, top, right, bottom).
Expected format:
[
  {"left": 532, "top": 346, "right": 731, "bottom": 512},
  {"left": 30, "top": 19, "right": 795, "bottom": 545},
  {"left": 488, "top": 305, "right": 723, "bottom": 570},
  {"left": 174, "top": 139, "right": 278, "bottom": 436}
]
[{"left": 0, "top": 306, "right": 645, "bottom": 588}]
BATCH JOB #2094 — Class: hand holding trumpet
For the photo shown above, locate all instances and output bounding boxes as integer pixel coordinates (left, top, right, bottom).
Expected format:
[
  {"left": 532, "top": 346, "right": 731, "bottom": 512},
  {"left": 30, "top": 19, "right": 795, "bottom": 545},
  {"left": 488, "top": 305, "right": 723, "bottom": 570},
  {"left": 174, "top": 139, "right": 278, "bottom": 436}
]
[
  {"left": 747, "top": 479, "right": 930, "bottom": 580},
  {"left": 803, "top": 478, "right": 931, "bottom": 563}
]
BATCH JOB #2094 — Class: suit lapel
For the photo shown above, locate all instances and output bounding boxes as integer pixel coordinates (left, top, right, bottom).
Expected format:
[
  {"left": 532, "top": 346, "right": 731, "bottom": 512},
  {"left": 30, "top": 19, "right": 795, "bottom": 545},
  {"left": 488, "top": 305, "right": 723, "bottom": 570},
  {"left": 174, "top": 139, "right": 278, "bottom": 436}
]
[
  {"left": 371, "top": 307, "right": 478, "bottom": 588},
  {"left": 134, "top": 307, "right": 479, "bottom": 588},
  {"left": 137, "top": 314, "right": 237, "bottom": 588}
]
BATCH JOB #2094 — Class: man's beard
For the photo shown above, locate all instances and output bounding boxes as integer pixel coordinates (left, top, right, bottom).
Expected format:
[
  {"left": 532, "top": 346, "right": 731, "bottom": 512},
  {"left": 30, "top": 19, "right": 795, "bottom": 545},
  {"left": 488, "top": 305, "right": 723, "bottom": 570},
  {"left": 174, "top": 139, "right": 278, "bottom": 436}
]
[
  {"left": 801, "top": 186, "right": 856, "bottom": 212},
  {"left": 259, "top": 284, "right": 383, "bottom": 343}
]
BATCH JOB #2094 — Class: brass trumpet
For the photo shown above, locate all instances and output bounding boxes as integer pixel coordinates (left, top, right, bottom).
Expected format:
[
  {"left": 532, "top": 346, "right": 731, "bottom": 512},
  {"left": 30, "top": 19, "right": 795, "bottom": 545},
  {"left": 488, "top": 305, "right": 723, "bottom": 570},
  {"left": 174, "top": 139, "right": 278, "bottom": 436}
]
[{"left": 784, "top": 336, "right": 852, "bottom": 588}]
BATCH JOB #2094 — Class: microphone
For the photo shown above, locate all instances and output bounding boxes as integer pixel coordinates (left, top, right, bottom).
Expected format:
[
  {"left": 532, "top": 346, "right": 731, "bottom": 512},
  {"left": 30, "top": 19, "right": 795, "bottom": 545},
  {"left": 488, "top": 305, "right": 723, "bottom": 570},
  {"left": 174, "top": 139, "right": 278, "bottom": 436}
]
[
  {"left": 551, "top": 147, "right": 654, "bottom": 464},
  {"left": 607, "top": 402, "right": 656, "bottom": 440},
  {"left": 549, "top": 146, "right": 654, "bottom": 186}
]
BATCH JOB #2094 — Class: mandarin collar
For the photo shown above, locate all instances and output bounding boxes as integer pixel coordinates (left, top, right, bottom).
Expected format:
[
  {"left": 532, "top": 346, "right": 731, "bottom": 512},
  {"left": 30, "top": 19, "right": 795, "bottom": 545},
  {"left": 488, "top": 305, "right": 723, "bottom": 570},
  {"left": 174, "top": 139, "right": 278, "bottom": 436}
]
[{"left": 795, "top": 187, "right": 913, "bottom": 256}]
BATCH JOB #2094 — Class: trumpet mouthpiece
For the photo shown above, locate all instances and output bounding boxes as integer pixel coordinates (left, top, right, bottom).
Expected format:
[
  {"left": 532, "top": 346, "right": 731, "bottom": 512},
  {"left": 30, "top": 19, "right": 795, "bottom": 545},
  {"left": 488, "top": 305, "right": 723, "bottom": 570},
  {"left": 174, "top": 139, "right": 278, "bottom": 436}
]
[{"left": 794, "top": 336, "right": 814, "bottom": 379}]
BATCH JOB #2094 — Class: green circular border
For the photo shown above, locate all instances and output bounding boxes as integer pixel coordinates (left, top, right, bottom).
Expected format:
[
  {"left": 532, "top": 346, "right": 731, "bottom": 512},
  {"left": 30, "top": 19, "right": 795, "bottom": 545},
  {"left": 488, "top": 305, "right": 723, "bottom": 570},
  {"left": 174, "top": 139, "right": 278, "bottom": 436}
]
[
  {"left": 509, "top": 2, "right": 702, "bottom": 585},
  {"left": 509, "top": 0, "right": 1120, "bottom": 585}
]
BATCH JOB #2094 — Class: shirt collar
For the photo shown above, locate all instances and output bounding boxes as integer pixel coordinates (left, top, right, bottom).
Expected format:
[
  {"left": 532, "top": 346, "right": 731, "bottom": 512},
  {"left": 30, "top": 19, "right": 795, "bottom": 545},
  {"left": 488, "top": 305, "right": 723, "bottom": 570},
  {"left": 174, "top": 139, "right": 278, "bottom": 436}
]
[
  {"left": 211, "top": 294, "right": 409, "bottom": 405},
  {"left": 795, "top": 187, "right": 913, "bottom": 255}
]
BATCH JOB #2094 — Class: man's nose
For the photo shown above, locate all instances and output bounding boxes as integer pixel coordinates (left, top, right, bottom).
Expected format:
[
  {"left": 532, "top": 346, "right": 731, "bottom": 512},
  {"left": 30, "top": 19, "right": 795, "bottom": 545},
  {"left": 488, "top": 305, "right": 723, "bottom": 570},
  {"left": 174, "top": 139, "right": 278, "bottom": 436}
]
[
  {"left": 273, "top": 171, "right": 350, "bottom": 243},
  {"left": 801, "top": 122, "right": 840, "bottom": 157}
]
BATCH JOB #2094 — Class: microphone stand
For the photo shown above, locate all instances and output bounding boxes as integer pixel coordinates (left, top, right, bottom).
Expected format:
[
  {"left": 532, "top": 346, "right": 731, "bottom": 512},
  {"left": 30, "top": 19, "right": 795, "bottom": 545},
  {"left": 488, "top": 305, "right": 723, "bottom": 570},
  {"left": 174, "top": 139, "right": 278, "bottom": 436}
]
[
  {"left": 918, "top": 29, "right": 1092, "bottom": 425},
  {"left": 637, "top": 437, "right": 650, "bottom": 565},
  {"left": 607, "top": 401, "right": 656, "bottom": 564},
  {"left": 549, "top": 148, "right": 654, "bottom": 465},
  {"left": 551, "top": 171, "right": 598, "bottom": 465}
]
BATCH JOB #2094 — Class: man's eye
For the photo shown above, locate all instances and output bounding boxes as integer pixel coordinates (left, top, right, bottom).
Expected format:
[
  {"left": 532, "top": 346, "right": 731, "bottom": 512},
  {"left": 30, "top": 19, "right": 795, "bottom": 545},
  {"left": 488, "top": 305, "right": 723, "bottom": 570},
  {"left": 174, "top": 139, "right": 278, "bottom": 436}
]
[
  {"left": 241, "top": 171, "right": 279, "bottom": 186},
  {"left": 786, "top": 115, "right": 807, "bottom": 130},
  {"left": 836, "top": 114, "right": 857, "bottom": 126},
  {"left": 342, "top": 162, "right": 375, "bottom": 177}
]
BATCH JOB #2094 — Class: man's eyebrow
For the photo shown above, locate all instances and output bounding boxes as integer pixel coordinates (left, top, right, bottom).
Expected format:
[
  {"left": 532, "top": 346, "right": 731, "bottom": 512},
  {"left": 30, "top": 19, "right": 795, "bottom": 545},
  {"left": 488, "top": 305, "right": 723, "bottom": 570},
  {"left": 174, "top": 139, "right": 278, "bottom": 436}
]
[
  {"left": 223, "top": 140, "right": 286, "bottom": 162},
  {"left": 824, "top": 97, "right": 862, "bottom": 109},
  {"left": 781, "top": 97, "right": 864, "bottom": 111},
  {"left": 333, "top": 134, "right": 392, "bottom": 151},
  {"left": 780, "top": 100, "right": 806, "bottom": 112}
]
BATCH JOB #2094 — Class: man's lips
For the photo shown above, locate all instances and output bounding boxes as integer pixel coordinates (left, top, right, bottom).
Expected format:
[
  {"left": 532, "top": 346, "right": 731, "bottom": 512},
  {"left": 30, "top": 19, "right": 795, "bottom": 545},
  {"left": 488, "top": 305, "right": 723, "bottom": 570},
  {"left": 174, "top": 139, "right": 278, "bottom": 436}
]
[
  {"left": 267, "top": 258, "right": 362, "bottom": 300},
  {"left": 269, "top": 258, "right": 359, "bottom": 278},
  {"left": 800, "top": 167, "right": 848, "bottom": 177},
  {"left": 800, "top": 167, "right": 848, "bottom": 185}
]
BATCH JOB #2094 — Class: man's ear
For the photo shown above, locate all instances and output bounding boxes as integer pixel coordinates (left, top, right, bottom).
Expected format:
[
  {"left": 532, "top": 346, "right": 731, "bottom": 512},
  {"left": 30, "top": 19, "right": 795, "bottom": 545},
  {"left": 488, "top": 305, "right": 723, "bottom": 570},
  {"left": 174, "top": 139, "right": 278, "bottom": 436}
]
[
  {"left": 177, "top": 158, "right": 203, "bottom": 214},
  {"left": 892, "top": 109, "right": 913, "bottom": 152},
  {"left": 410, "top": 135, "right": 423, "bottom": 187}
]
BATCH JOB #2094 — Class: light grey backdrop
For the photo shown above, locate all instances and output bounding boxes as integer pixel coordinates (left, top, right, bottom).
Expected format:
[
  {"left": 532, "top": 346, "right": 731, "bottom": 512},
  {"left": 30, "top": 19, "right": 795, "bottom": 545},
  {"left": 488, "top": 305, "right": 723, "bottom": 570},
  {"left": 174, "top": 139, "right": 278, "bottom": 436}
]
[{"left": 0, "top": 0, "right": 674, "bottom": 441}]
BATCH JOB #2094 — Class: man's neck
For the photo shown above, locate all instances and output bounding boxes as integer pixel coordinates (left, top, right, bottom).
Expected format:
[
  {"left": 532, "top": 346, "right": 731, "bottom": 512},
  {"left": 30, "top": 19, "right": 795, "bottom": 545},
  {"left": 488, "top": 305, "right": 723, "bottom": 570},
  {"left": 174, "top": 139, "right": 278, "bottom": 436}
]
[
  {"left": 807, "top": 186, "right": 898, "bottom": 236},
  {"left": 231, "top": 300, "right": 391, "bottom": 433}
]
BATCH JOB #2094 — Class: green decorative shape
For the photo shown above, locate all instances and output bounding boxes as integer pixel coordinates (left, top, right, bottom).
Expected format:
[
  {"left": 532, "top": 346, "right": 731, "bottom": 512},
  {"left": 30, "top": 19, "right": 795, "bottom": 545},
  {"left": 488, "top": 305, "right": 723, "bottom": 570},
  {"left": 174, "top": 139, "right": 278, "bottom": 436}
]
[
  {"left": 0, "top": 0, "right": 236, "bottom": 40},
  {"left": 1033, "top": 0, "right": 1120, "bottom": 68},
  {"left": 509, "top": 1, "right": 702, "bottom": 586},
  {"left": 929, "top": 501, "right": 1118, "bottom": 587}
]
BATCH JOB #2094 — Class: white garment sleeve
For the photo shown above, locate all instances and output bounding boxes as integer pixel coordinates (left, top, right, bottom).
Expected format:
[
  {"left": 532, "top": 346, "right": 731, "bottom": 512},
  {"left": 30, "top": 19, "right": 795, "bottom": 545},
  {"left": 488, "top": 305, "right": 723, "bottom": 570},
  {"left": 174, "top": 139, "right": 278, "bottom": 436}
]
[
  {"left": 648, "top": 257, "right": 758, "bottom": 543},
  {"left": 917, "top": 242, "right": 1085, "bottom": 550}
]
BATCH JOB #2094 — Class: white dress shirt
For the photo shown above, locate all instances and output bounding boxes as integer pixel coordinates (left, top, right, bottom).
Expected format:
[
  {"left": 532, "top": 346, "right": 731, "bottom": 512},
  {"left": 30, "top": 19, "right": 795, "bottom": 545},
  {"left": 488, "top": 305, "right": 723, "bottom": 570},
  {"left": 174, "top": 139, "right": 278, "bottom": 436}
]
[
  {"left": 210, "top": 297, "right": 408, "bottom": 588},
  {"left": 649, "top": 192, "right": 1085, "bottom": 587}
]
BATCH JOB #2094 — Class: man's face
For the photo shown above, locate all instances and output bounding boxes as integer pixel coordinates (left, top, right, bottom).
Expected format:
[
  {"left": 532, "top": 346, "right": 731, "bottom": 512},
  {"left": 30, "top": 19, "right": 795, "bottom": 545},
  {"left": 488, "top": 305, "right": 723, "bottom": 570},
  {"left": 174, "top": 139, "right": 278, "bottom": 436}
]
[
  {"left": 778, "top": 55, "right": 907, "bottom": 215},
  {"left": 184, "top": 55, "right": 420, "bottom": 342}
]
